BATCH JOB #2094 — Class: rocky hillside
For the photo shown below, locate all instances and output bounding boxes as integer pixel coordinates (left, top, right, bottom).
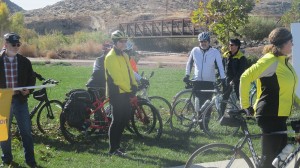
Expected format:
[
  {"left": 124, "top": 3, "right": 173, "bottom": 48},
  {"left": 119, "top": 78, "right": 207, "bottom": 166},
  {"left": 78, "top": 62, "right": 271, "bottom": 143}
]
[{"left": 4, "top": 0, "right": 293, "bottom": 35}]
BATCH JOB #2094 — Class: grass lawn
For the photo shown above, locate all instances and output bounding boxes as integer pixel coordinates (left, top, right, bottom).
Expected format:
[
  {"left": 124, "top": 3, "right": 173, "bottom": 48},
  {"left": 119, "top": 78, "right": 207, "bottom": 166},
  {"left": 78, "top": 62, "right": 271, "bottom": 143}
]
[{"left": 1, "top": 64, "right": 263, "bottom": 168}]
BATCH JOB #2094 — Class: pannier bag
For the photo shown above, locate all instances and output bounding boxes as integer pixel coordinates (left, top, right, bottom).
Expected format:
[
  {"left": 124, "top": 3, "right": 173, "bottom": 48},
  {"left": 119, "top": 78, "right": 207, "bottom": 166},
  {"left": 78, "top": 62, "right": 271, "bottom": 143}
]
[
  {"left": 219, "top": 110, "right": 241, "bottom": 127},
  {"left": 63, "top": 90, "right": 92, "bottom": 129}
]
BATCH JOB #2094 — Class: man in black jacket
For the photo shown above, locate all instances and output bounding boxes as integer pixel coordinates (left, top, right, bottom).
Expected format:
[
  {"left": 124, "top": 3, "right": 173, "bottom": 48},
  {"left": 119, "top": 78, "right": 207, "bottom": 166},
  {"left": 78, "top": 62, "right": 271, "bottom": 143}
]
[
  {"left": 220, "top": 38, "right": 247, "bottom": 115},
  {"left": 0, "top": 33, "right": 37, "bottom": 168}
]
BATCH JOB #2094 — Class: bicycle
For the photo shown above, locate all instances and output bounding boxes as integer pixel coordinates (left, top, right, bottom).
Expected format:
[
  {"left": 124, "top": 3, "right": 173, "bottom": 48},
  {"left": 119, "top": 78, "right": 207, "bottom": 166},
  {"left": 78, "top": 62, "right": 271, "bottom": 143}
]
[
  {"left": 185, "top": 109, "right": 300, "bottom": 168},
  {"left": 60, "top": 88, "right": 163, "bottom": 143},
  {"left": 22, "top": 72, "right": 62, "bottom": 134},
  {"left": 137, "top": 71, "right": 172, "bottom": 124},
  {"left": 170, "top": 80, "right": 239, "bottom": 136}
]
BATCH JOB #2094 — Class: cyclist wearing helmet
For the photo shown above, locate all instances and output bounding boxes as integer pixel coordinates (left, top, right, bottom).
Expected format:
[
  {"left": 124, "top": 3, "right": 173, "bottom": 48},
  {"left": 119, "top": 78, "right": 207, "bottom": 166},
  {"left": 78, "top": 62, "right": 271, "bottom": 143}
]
[
  {"left": 86, "top": 42, "right": 113, "bottom": 98},
  {"left": 105, "top": 30, "right": 138, "bottom": 156},
  {"left": 220, "top": 38, "right": 247, "bottom": 115},
  {"left": 124, "top": 40, "right": 143, "bottom": 81},
  {"left": 183, "top": 32, "right": 226, "bottom": 115}
]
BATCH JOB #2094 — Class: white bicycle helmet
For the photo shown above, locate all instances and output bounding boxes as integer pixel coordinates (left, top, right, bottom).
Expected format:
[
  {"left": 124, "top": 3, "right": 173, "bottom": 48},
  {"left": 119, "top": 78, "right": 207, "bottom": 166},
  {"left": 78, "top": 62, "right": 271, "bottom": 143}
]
[
  {"left": 126, "top": 40, "right": 134, "bottom": 50},
  {"left": 111, "top": 30, "right": 127, "bottom": 43},
  {"left": 198, "top": 32, "right": 210, "bottom": 42}
]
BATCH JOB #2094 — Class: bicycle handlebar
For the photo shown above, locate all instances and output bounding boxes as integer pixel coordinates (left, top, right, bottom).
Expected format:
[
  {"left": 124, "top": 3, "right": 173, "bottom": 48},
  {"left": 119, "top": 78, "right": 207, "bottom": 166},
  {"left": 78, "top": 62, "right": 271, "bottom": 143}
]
[{"left": 34, "top": 72, "right": 59, "bottom": 85}]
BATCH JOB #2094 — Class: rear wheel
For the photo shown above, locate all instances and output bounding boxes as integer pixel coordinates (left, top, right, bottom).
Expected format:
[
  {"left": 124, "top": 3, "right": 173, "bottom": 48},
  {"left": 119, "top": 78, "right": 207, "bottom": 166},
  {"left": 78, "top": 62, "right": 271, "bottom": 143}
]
[
  {"left": 185, "top": 143, "right": 254, "bottom": 168},
  {"left": 202, "top": 101, "right": 240, "bottom": 137},
  {"left": 148, "top": 96, "right": 171, "bottom": 124},
  {"left": 170, "top": 98, "right": 197, "bottom": 132},
  {"left": 36, "top": 100, "right": 63, "bottom": 134},
  {"left": 131, "top": 100, "right": 163, "bottom": 140},
  {"left": 60, "top": 112, "right": 89, "bottom": 144}
]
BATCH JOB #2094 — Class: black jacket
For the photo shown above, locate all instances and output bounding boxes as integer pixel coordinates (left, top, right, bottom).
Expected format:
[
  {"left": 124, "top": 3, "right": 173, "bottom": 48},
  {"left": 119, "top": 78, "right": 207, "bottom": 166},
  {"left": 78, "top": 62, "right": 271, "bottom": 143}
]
[
  {"left": 223, "top": 50, "right": 247, "bottom": 84},
  {"left": 0, "top": 52, "right": 36, "bottom": 103}
]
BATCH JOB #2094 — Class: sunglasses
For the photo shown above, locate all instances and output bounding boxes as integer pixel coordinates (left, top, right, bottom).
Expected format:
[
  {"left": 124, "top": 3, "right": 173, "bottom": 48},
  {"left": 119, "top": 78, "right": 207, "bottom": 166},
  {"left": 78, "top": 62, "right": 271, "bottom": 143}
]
[
  {"left": 11, "top": 43, "right": 21, "bottom": 47},
  {"left": 229, "top": 44, "right": 236, "bottom": 46}
]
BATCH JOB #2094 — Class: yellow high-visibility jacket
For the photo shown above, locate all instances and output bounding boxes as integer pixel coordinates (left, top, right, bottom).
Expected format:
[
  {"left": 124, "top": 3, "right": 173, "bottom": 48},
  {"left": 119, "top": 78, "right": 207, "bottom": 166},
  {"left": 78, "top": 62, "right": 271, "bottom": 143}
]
[
  {"left": 105, "top": 48, "right": 137, "bottom": 96},
  {"left": 240, "top": 53, "right": 300, "bottom": 117}
]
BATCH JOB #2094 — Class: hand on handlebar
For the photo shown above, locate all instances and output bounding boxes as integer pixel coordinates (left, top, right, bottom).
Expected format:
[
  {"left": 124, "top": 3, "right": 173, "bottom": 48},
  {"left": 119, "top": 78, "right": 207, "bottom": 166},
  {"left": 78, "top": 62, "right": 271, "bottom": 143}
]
[
  {"left": 183, "top": 75, "right": 190, "bottom": 83},
  {"left": 244, "top": 106, "right": 254, "bottom": 116}
]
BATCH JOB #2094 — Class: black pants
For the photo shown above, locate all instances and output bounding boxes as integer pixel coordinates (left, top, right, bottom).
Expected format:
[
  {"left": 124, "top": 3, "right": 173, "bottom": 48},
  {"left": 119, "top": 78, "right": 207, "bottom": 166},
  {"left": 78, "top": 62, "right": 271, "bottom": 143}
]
[
  {"left": 220, "top": 80, "right": 239, "bottom": 115},
  {"left": 193, "top": 81, "right": 214, "bottom": 111},
  {"left": 257, "top": 116, "right": 288, "bottom": 168},
  {"left": 108, "top": 93, "right": 132, "bottom": 153}
]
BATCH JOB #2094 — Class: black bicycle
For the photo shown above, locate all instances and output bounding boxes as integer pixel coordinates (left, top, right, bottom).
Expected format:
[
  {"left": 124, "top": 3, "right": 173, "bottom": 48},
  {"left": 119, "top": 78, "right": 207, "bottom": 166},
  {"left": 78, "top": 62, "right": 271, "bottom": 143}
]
[
  {"left": 185, "top": 109, "right": 300, "bottom": 168},
  {"left": 29, "top": 73, "right": 62, "bottom": 134}
]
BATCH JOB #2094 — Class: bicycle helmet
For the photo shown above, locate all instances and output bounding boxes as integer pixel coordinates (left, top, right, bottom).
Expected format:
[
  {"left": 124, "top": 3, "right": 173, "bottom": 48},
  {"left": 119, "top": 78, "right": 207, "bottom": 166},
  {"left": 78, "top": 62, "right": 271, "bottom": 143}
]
[
  {"left": 126, "top": 40, "right": 134, "bottom": 50},
  {"left": 111, "top": 30, "right": 127, "bottom": 43},
  {"left": 198, "top": 32, "right": 210, "bottom": 42}
]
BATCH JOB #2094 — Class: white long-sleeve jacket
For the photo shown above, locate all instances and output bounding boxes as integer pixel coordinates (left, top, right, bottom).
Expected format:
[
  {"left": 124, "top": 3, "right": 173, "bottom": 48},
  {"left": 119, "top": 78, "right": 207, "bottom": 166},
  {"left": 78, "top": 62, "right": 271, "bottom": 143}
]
[{"left": 185, "top": 46, "right": 225, "bottom": 82}]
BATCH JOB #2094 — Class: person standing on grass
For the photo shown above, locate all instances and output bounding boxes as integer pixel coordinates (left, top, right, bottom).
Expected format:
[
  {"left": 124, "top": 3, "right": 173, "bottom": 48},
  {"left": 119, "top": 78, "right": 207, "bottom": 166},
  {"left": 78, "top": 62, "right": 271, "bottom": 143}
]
[
  {"left": 240, "top": 27, "right": 300, "bottom": 168},
  {"left": 220, "top": 38, "right": 247, "bottom": 115},
  {"left": 105, "top": 30, "right": 138, "bottom": 156},
  {"left": 86, "top": 42, "right": 113, "bottom": 99},
  {"left": 0, "top": 33, "right": 37, "bottom": 168},
  {"left": 183, "top": 32, "right": 226, "bottom": 116}
]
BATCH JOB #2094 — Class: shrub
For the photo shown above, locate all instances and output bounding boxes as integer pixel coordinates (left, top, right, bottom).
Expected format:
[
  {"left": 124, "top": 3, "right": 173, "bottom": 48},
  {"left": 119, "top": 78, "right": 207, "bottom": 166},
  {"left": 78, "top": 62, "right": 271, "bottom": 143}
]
[
  {"left": 46, "top": 51, "right": 59, "bottom": 59},
  {"left": 238, "top": 17, "right": 280, "bottom": 41},
  {"left": 19, "top": 43, "right": 37, "bottom": 57}
]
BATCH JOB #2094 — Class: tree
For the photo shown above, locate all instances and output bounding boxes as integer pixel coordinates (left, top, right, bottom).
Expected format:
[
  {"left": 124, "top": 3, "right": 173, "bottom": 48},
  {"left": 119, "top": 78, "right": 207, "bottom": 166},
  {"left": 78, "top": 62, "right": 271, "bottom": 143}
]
[
  {"left": 191, "top": 0, "right": 255, "bottom": 47},
  {"left": 281, "top": 0, "right": 300, "bottom": 27},
  {"left": 10, "top": 12, "right": 25, "bottom": 34},
  {"left": 0, "top": 2, "right": 10, "bottom": 35}
]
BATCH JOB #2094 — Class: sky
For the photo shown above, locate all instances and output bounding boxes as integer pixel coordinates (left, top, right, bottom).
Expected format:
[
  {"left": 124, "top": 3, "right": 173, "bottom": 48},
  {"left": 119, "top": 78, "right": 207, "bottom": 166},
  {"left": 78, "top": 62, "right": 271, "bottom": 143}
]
[{"left": 10, "top": 0, "right": 62, "bottom": 10}]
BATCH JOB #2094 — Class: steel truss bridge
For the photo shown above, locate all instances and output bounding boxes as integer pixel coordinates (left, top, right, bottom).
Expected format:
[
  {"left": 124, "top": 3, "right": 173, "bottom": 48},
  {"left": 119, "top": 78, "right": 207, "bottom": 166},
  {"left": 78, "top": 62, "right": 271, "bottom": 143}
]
[{"left": 119, "top": 18, "right": 204, "bottom": 38}]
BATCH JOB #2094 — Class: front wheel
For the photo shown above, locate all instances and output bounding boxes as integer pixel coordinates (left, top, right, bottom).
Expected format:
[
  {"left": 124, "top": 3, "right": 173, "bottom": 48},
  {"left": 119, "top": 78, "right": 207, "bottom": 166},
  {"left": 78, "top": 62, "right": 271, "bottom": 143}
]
[
  {"left": 185, "top": 143, "right": 254, "bottom": 168},
  {"left": 131, "top": 100, "right": 163, "bottom": 140},
  {"left": 36, "top": 100, "right": 63, "bottom": 134},
  {"left": 148, "top": 96, "right": 172, "bottom": 124},
  {"left": 202, "top": 101, "right": 240, "bottom": 137}
]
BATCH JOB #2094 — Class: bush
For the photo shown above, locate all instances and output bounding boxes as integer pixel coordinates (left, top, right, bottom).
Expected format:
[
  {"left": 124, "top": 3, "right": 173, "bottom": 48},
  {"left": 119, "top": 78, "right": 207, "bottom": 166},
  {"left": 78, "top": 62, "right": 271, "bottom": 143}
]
[{"left": 238, "top": 17, "right": 280, "bottom": 41}]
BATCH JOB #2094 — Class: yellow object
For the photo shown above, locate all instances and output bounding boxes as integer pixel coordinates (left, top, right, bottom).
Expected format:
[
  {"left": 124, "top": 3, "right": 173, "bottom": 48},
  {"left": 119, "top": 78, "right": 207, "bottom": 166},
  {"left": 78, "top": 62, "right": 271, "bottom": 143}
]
[{"left": 0, "top": 89, "right": 13, "bottom": 141}]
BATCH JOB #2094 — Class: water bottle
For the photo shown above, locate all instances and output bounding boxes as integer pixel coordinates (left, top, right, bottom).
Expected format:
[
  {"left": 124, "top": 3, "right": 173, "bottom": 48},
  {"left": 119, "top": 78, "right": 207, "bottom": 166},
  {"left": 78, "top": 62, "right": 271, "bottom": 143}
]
[
  {"left": 194, "top": 97, "right": 200, "bottom": 112},
  {"left": 272, "top": 144, "right": 294, "bottom": 168}
]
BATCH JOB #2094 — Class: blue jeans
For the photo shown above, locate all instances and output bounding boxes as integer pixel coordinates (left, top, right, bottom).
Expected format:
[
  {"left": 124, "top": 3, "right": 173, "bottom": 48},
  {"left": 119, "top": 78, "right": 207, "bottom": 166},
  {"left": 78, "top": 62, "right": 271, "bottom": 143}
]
[{"left": 1, "top": 97, "right": 36, "bottom": 165}]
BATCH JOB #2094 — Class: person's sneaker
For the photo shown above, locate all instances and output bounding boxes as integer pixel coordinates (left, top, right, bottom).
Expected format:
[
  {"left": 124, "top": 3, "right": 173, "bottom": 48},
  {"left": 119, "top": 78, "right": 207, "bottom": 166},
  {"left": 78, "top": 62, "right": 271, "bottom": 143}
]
[
  {"left": 0, "top": 161, "right": 11, "bottom": 167},
  {"left": 26, "top": 162, "right": 38, "bottom": 168},
  {"left": 109, "top": 149, "right": 126, "bottom": 156}
]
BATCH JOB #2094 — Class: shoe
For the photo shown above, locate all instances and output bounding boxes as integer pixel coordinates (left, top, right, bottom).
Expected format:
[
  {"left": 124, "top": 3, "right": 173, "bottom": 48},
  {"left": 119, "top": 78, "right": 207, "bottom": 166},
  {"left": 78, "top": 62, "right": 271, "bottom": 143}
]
[
  {"left": 108, "top": 149, "right": 126, "bottom": 156},
  {"left": 0, "top": 161, "right": 11, "bottom": 167},
  {"left": 26, "top": 162, "right": 38, "bottom": 168}
]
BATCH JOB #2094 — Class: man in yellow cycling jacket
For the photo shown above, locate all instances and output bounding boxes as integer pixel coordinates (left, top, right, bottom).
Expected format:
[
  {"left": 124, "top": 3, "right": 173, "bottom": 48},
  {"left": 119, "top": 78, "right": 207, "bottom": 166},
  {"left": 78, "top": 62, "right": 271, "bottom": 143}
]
[
  {"left": 105, "top": 30, "right": 138, "bottom": 156},
  {"left": 240, "top": 28, "right": 300, "bottom": 167}
]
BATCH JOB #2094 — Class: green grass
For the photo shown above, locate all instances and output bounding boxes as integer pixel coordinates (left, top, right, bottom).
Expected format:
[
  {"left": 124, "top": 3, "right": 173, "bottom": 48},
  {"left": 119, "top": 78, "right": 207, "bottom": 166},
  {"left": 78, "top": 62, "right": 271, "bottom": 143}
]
[{"left": 1, "top": 64, "right": 263, "bottom": 168}]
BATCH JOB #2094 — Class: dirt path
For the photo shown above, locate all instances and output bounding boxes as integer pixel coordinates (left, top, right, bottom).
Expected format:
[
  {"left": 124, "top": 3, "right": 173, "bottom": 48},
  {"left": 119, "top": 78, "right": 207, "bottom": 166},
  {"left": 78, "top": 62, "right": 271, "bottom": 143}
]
[{"left": 29, "top": 55, "right": 188, "bottom": 68}]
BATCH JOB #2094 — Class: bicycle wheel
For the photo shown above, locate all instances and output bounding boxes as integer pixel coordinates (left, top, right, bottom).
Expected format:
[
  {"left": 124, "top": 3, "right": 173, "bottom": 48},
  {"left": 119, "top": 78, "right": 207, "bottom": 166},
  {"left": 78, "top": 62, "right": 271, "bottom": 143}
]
[
  {"left": 36, "top": 100, "right": 63, "bottom": 134},
  {"left": 148, "top": 96, "right": 172, "bottom": 124},
  {"left": 60, "top": 112, "right": 88, "bottom": 144},
  {"left": 202, "top": 101, "right": 240, "bottom": 137},
  {"left": 131, "top": 100, "right": 163, "bottom": 140},
  {"left": 185, "top": 143, "right": 254, "bottom": 168},
  {"left": 172, "top": 89, "right": 192, "bottom": 106},
  {"left": 170, "top": 98, "right": 197, "bottom": 132}
]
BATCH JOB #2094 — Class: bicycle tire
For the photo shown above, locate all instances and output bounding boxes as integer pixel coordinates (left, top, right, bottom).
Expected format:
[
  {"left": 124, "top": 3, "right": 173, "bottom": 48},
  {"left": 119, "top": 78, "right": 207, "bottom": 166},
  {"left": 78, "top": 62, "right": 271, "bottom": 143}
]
[
  {"left": 148, "top": 96, "right": 172, "bottom": 124},
  {"left": 60, "top": 112, "right": 90, "bottom": 144},
  {"left": 131, "top": 100, "right": 163, "bottom": 140},
  {"left": 172, "top": 89, "right": 192, "bottom": 106},
  {"left": 202, "top": 100, "right": 240, "bottom": 137},
  {"left": 36, "top": 100, "right": 63, "bottom": 134},
  {"left": 170, "top": 98, "right": 197, "bottom": 132},
  {"left": 185, "top": 143, "right": 254, "bottom": 168}
]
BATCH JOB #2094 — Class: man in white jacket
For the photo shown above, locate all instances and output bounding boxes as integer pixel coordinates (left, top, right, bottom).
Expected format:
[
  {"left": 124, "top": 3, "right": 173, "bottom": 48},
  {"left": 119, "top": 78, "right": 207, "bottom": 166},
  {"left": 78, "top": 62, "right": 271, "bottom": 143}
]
[{"left": 183, "top": 32, "right": 226, "bottom": 115}]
